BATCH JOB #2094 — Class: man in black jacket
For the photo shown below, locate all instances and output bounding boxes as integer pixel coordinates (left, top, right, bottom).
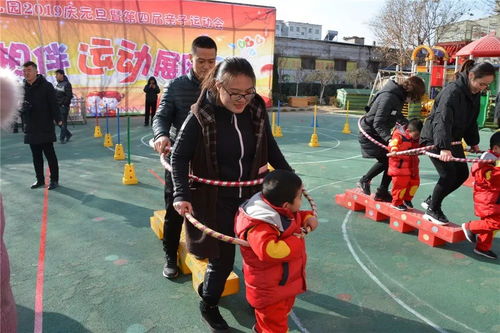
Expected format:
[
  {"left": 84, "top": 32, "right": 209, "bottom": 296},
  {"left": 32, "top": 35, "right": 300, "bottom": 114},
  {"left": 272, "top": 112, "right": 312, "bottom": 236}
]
[
  {"left": 54, "top": 69, "right": 73, "bottom": 144},
  {"left": 152, "top": 36, "right": 217, "bottom": 279},
  {"left": 22, "top": 61, "right": 61, "bottom": 190}
]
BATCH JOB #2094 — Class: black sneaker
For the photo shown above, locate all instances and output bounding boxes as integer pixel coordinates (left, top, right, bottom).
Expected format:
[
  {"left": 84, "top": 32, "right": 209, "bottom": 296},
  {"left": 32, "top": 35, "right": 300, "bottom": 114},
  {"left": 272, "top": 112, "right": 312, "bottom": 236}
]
[
  {"left": 357, "top": 177, "right": 371, "bottom": 195},
  {"left": 391, "top": 204, "right": 407, "bottom": 211},
  {"left": 48, "top": 181, "right": 58, "bottom": 190},
  {"left": 60, "top": 138, "right": 66, "bottom": 144},
  {"left": 200, "top": 301, "right": 229, "bottom": 332},
  {"left": 374, "top": 188, "right": 392, "bottom": 202},
  {"left": 423, "top": 207, "right": 449, "bottom": 225},
  {"left": 66, "top": 133, "right": 72, "bottom": 142},
  {"left": 404, "top": 200, "right": 413, "bottom": 208},
  {"left": 162, "top": 258, "right": 179, "bottom": 279},
  {"left": 421, "top": 195, "right": 431, "bottom": 210},
  {"left": 461, "top": 223, "right": 477, "bottom": 243},
  {"left": 30, "top": 180, "right": 45, "bottom": 189},
  {"left": 473, "top": 249, "right": 497, "bottom": 260}
]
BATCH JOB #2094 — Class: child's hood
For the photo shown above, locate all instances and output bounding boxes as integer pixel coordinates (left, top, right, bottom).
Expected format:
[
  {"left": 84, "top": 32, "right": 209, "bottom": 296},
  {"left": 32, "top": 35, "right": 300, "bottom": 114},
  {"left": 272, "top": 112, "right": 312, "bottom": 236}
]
[{"left": 241, "top": 192, "right": 287, "bottom": 232}]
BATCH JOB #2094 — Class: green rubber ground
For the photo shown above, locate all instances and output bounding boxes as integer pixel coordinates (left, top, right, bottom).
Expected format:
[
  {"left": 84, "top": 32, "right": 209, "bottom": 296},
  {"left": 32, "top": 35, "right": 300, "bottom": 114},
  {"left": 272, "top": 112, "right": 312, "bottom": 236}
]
[{"left": 1, "top": 113, "right": 498, "bottom": 333}]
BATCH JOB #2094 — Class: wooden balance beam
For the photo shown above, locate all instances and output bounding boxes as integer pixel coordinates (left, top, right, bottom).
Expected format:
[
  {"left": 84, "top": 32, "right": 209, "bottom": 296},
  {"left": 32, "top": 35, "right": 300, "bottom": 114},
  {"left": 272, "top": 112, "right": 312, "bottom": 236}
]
[
  {"left": 150, "top": 210, "right": 239, "bottom": 296},
  {"left": 335, "top": 189, "right": 466, "bottom": 247}
]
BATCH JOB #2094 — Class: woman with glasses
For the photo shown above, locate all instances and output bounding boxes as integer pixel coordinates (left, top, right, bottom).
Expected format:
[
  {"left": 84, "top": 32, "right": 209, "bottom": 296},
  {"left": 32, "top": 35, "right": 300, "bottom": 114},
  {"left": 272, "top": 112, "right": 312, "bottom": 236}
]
[{"left": 171, "top": 57, "right": 292, "bottom": 331}]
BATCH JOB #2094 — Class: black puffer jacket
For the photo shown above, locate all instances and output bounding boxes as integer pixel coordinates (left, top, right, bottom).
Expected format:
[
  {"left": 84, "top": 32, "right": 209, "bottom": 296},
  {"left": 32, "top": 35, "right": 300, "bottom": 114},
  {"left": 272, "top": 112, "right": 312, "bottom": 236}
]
[
  {"left": 420, "top": 73, "right": 480, "bottom": 150},
  {"left": 152, "top": 70, "right": 201, "bottom": 143},
  {"left": 23, "top": 75, "right": 60, "bottom": 144},
  {"left": 54, "top": 76, "right": 73, "bottom": 107},
  {"left": 359, "top": 80, "right": 408, "bottom": 159},
  {"left": 143, "top": 76, "right": 160, "bottom": 103}
]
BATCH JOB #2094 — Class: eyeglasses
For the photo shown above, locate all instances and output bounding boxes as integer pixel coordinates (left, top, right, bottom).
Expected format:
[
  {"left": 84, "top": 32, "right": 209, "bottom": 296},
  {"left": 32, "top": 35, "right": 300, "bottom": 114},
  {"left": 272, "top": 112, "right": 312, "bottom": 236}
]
[{"left": 222, "top": 86, "right": 256, "bottom": 102}]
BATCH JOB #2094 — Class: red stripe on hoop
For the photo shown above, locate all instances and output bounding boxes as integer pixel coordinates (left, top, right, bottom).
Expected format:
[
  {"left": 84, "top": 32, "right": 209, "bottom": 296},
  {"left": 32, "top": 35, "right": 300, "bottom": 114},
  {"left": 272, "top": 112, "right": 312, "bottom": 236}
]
[{"left": 34, "top": 172, "right": 50, "bottom": 333}]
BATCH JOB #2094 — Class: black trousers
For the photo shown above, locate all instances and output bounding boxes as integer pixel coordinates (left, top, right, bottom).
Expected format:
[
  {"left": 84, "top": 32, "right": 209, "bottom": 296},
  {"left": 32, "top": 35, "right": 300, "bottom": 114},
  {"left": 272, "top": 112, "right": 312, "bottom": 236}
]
[
  {"left": 429, "top": 147, "right": 468, "bottom": 210},
  {"left": 163, "top": 168, "right": 184, "bottom": 258},
  {"left": 29, "top": 143, "right": 59, "bottom": 182},
  {"left": 363, "top": 155, "right": 391, "bottom": 191},
  {"left": 201, "top": 196, "right": 243, "bottom": 306},
  {"left": 145, "top": 100, "right": 157, "bottom": 125},
  {"left": 59, "top": 105, "right": 72, "bottom": 140}
]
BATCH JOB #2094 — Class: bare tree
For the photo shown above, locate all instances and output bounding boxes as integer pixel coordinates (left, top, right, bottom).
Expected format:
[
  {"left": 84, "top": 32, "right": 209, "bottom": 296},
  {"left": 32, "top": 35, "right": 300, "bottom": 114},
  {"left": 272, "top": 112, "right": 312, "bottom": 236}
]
[
  {"left": 345, "top": 68, "right": 373, "bottom": 89},
  {"left": 307, "top": 69, "right": 337, "bottom": 104},
  {"left": 292, "top": 67, "right": 309, "bottom": 96},
  {"left": 370, "top": 0, "right": 474, "bottom": 67}
]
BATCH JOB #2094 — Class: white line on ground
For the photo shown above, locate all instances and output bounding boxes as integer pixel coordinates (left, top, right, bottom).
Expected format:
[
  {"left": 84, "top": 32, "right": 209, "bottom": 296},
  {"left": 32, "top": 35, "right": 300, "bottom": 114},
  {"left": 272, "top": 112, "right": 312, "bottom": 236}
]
[
  {"left": 341, "top": 211, "right": 448, "bottom": 333},
  {"left": 290, "top": 310, "right": 310, "bottom": 333},
  {"left": 306, "top": 176, "right": 361, "bottom": 192},
  {"left": 291, "top": 154, "right": 362, "bottom": 165},
  {"left": 350, "top": 235, "right": 480, "bottom": 333}
]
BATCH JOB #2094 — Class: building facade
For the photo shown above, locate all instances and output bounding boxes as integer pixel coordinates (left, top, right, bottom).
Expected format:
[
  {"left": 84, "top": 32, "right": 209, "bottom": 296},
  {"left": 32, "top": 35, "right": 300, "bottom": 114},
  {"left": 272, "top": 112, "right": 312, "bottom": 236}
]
[
  {"left": 276, "top": 20, "right": 322, "bottom": 40},
  {"left": 274, "top": 37, "right": 380, "bottom": 84},
  {"left": 437, "top": 15, "right": 499, "bottom": 43}
]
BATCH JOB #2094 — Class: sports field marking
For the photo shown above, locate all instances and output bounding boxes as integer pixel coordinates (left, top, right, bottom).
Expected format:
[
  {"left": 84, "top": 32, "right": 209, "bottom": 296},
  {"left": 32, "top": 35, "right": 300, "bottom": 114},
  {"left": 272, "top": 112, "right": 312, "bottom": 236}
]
[
  {"left": 291, "top": 154, "right": 362, "bottom": 165},
  {"left": 148, "top": 169, "right": 165, "bottom": 185},
  {"left": 306, "top": 176, "right": 361, "bottom": 192},
  {"left": 350, "top": 233, "right": 480, "bottom": 333},
  {"left": 341, "top": 211, "right": 448, "bottom": 333},
  {"left": 290, "top": 310, "right": 310, "bottom": 333},
  {"left": 34, "top": 172, "right": 50, "bottom": 333}
]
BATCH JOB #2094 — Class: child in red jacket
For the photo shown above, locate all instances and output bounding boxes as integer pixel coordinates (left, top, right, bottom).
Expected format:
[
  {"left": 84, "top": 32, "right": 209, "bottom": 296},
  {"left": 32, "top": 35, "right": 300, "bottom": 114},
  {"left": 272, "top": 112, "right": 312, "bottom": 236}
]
[
  {"left": 235, "top": 170, "right": 318, "bottom": 333},
  {"left": 462, "top": 131, "right": 500, "bottom": 260},
  {"left": 388, "top": 119, "right": 423, "bottom": 211}
]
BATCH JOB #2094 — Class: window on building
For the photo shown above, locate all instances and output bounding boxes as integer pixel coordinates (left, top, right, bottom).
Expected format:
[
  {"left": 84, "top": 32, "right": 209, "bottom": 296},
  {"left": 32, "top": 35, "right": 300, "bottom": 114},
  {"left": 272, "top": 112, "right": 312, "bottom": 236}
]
[
  {"left": 309, "top": 28, "right": 312, "bottom": 33},
  {"left": 301, "top": 57, "right": 315, "bottom": 70},
  {"left": 301, "top": 32, "right": 304, "bottom": 35},
  {"left": 315, "top": 29, "right": 319, "bottom": 34},
  {"left": 334, "top": 59, "right": 347, "bottom": 71},
  {"left": 290, "top": 26, "right": 293, "bottom": 32}
]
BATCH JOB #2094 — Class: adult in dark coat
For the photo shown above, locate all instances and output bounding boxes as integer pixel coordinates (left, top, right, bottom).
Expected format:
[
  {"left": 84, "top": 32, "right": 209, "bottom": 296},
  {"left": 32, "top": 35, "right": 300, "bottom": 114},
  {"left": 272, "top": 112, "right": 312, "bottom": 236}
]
[
  {"left": 54, "top": 69, "right": 73, "bottom": 143},
  {"left": 143, "top": 76, "right": 160, "bottom": 126},
  {"left": 420, "top": 60, "right": 496, "bottom": 225},
  {"left": 22, "top": 61, "right": 61, "bottom": 190},
  {"left": 358, "top": 76, "right": 425, "bottom": 201},
  {"left": 152, "top": 36, "right": 217, "bottom": 279},
  {"left": 171, "top": 57, "right": 291, "bottom": 331}
]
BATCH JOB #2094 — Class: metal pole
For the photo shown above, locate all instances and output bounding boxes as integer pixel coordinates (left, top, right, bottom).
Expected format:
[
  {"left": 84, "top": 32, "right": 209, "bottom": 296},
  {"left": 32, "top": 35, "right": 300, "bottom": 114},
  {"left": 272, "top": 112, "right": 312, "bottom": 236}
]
[
  {"left": 117, "top": 108, "right": 120, "bottom": 144},
  {"left": 127, "top": 116, "right": 131, "bottom": 164}
]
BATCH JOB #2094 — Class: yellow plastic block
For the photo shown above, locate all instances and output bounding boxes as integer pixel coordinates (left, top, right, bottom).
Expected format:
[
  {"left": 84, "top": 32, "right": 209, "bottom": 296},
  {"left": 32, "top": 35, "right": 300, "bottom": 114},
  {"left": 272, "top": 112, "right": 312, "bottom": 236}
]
[
  {"left": 114, "top": 144, "right": 125, "bottom": 160},
  {"left": 342, "top": 121, "right": 351, "bottom": 134},
  {"left": 178, "top": 228, "right": 239, "bottom": 296},
  {"left": 103, "top": 133, "right": 113, "bottom": 147},
  {"left": 94, "top": 125, "right": 103, "bottom": 138},
  {"left": 122, "top": 163, "right": 138, "bottom": 185},
  {"left": 308, "top": 133, "right": 320, "bottom": 147},
  {"left": 274, "top": 126, "right": 283, "bottom": 137},
  {"left": 150, "top": 215, "right": 164, "bottom": 240}
]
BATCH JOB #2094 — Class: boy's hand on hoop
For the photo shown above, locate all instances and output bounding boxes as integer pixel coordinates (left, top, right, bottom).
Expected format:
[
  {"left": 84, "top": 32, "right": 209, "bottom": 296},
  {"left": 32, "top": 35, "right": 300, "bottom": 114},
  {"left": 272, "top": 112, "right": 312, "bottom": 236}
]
[{"left": 303, "top": 216, "right": 319, "bottom": 232}]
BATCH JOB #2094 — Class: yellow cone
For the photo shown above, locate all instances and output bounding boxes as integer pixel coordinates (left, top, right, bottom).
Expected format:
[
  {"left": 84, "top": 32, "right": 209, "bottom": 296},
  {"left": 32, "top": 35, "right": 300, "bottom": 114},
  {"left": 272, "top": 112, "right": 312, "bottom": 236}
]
[
  {"left": 274, "top": 126, "right": 283, "bottom": 137},
  {"left": 103, "top": 133, "right": 113, "bottom": 147},
  {"left": 114, "top": 144, "right": 125, "bottom": 160},
  {"left": 342, "top": 121, "right": 351, "bottom": 134},
  {"left": 308, "top": 133, "right": 320, "bottom": 147},
  {"left": 94, "top": 125, "right": 103, "bottom": 138},
  {"left": 122, "top": 163, "right": 138, "bottom": 185}
]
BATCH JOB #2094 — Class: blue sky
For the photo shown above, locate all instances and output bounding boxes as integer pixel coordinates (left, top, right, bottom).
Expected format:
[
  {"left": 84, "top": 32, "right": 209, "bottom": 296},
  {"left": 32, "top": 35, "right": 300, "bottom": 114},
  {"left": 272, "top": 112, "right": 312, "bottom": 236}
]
[{"left": 226, "top": 0, "right": 492, "bottom": 44}]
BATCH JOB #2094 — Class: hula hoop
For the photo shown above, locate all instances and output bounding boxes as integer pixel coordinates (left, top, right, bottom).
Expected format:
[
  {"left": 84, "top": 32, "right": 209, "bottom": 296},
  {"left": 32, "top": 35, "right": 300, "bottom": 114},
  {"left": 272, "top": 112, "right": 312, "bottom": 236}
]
[
  {"left": 357, "top": 117, "right": 497, "bottom": 164},
  {"left": 150, "top": 139, "right": 319, "bottom": 246}
]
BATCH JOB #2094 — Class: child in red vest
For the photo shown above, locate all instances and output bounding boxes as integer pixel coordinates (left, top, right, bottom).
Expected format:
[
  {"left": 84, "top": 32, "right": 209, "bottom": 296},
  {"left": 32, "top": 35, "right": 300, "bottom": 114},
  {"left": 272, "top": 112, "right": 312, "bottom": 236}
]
[
  {"left": 462, "top": 131, "right": 500, "bottom": 259},
  {"left": 235, "top": 170, "right": 318, "bottom": 333},
  {"left": 388, "top": 119, "right": 423, "bottom": 211}
]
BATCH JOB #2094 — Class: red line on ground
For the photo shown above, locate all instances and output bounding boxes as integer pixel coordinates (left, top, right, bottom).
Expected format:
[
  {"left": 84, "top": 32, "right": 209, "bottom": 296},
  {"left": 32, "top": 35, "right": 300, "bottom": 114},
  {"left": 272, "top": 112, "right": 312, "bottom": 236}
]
[
  {"left": 34, "top": 172, "right": 50, "bottom": 333},
  {"left": 148, "top": 169, "right": 165, "bottom": 185}
]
